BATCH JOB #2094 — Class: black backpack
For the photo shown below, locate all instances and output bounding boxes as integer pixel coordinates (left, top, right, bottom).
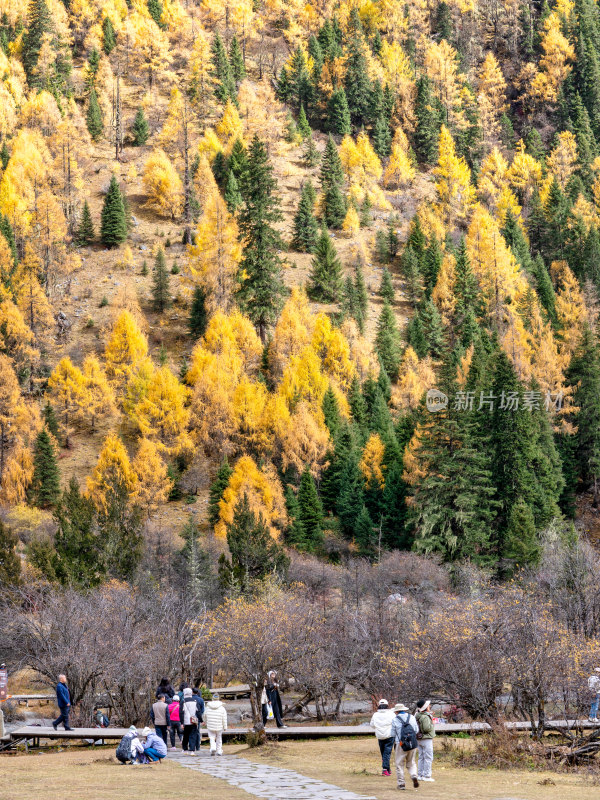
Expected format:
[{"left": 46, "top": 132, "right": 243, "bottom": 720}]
[
  {"left": 398, "top": 713, "right": 418, "bottom": 752},
  {"left": 115, "top": 733, "right": 133, "bottom": 762}
]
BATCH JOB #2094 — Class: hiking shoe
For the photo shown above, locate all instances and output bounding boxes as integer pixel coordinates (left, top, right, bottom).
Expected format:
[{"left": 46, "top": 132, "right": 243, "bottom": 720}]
[
  {"left": 52, "top": 723, "right": 58, "bottom": 731},
  {"left": 421, "top": 777, "right": 435, "bottom": 782},
  {"left": 382, "top": 769, "right": 391, "bottom": 776},
  {"left": 397, "top": 784, "right": 405, "bottom": 790},
  {"left": 412, "top": 777, "right": 419, "bottom": 788}
]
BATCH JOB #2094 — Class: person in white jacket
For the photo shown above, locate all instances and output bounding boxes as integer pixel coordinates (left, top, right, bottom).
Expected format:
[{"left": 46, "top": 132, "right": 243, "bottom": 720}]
[
  {"left": 205, "top": 693, "right": 228, "bottom": 756},
  {"left": 369, "top": 699, "right": 396, "bottom": 776}
]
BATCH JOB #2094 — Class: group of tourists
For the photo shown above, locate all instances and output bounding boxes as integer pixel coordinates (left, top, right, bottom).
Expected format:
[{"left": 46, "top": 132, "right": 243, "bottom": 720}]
[{"left": 370, "top": 699, "right": 436, "bottom": 790}]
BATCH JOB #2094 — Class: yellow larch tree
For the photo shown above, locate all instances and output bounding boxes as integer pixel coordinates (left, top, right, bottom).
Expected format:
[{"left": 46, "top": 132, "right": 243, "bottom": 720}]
[
  {"left": 188, "top": 30, "right": 215, "bottom": 114},
  {"left": 188, "top": 347, "right": 238, "bottom": 457},
  {"left": 215, "top": 454, "right": 286, "bottom": 540},
  {"left": 237, "top": 80, "right": 284, "bottom": 150},
  {"left": 131, "top": 437, "right": 172, "bottom": 516},
  {"left": 126, "top": 11, "right": 173, "bottom": 89},
  {"left": 216, "top": 99, "right": 244, "bottom": 154},
  {"left": 311, "top": 312, "right": 356, "bottom": 392},
  {"left": 81, "top": 355, "right": 117, "bottom": 432},
  {"left": 477, "top": 52, "right": 507, "bottom": 148},
  {"left": 269, "top": 287, "right": 315, "bottom": 382},
  {"left": 433, "top": 125, "right": 476, "bottom": 227},
  {"left": 391, "top": 347, "right": 436, "bottom": 410},
  {"left": 0, "top": 298, "right": 38, "bottom": 375},
  {"left": 47, "top": 357, "right": 89, "bottom": 447},
  {"left": 278, "top": 346, "right": 329, "bottom": 414},
  {"left": 192, "top": 309, "right": 263, "bottom": 379},
  {"left": 383, "top": 127, "right": 416, "bottom": 188},
  {"left": 0, "top": 128, "right": 52, "bottom": 239},
  {"left": 501, "top": 306, "right": 535, "bottom": 381},
  {"left": 132, "top": 365, "right": 191, "bottom": 456},
  {"left": 143, "top": 149, "right": 184, "bottom": 219},
  {"left": 378, "top": 39, "right": 415, "bottom": 129},
  {"left": 506, "top": 141, "right": 543, "bottom": 200},
  {"left": 551, "top": 260, "right": 588, "bottom": 364},
  {"left": 0, "top": 354, "right": 27, "bottom": 487},
  {"left": 187, "top": 188, "right": 241, "bottom": 315},
  {"left": 1, "top": 441, "right": 34, "bottom": 506},
  {"left": 424, "top": 39, "right": 468, "bottom": 131},
  {"left": 158, "top": 86, "right": 186, "bottom": 153},
  {"left": 339, "top": 132, "right": 384, "bottom": 206},
  {"left": 546, "top": 131, "right": 578, "bottom": 189},
  {"left": 86, "top": 432, "right": 137, "bottom": 514},
  {"left": 360, "top": 433, "right": 386, "bottom": 490},
  {"left": 342, "top": 204, "right": 361, "bottom": 235},
  {"left": 104, "top": 310, "right": 149, "bottom": 393},
  {"left": 341, "top": 317, "right": 380, "bottom": 381},
  {"left": 529, "top": 12, "right": 574, "bottom": 104},
  {"left": 123, "top": 357, "right": 155, "bottom": 417},
  {"left": 431, "top": 252, "right": 457, "bottom": 325},
  {"left": 276, "top": 400, "right": 330, "bottom": 480},
  {"left": 477, "top": 147, "right": 509, "bottom": 213},
  {"left": 232, "top": 377, "right": 273, "bottom": 458},
  {"left": 192, "top": 153, "right": 220, "bottom": 212},
  {"left": 14, "top": 247, "right": 54, "bottom": 350}
]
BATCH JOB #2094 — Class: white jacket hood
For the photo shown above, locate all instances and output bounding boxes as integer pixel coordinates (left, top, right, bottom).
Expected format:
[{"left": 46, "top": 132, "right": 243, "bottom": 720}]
[{"left": 370, "top": 708, "right": 395, "bottom": 739}]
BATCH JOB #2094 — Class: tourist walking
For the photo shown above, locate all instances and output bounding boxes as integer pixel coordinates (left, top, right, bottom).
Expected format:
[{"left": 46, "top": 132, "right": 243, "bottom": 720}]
[
  {"left": 155, "top": 677, "right": 175, "bottom": 700},
  {"left": 180, "top": 687, "right": 199, "bottom": 754},
  {"left": 142, "top": 726, "right": 168, "bottom": 762},
  {"left": 415, "top": 699, "right": 436, "bottom": 782},
  {"left": 168, "top": 694, "right": 183, "bottom": 750},
  {"left": 191, "top": 686, "right": 205, "bottom": 751},
  {"left": 205, "top": 692, "right": 227, "bottom": 756},
  {"left": 369, "top": 699, "right": 396, "bottom": 776},
  {"left": 266, "top": 671, "right": 287, "bottom": 728},
  {"left": 588, "top": 667, "right": 600, "bottom": 722},
  {"left": 391, "top": 703, "right": 419, "bottom": 790},
  {"left": 52, "top": 674, "right": 73, "bottom": 731},
  {"left": 150, "top": 694, "right": 170, "bottom": 746}
]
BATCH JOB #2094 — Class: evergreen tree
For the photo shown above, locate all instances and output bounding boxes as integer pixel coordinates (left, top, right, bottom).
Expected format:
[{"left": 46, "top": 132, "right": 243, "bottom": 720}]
[
  {"left": 337, "top": 447, "right": 364, "bottom": 537},
  {"left": 531, "top": 254, "right": 557, "bottom": 325},
  {"left": 291, "top": 181, "right": 319, "bottom": 252},
  {"left": 359, "top": 195, "right": 372, "bottom": 227},
  {"left": 43, "top": 400, "right": 60, "bottom": 439},
  {"left": 326, "top": 88, "right": 352, "bottom": 135},
  {"left": 0, "top": 520, "right": 20, "bottom": 587},
  {"left": 178, "top": 515, "right": 213, "bottom": 609},
  {"left": 75, "top": 200, "right": 95, "bottom": 246},
  {"left": 284, "top": 484, "right": 306, "bottom": 548},
  {"left": 379, "top": 267, "right": 395, "bottom": 302},
  {"left": 566, "top": 326, "right": 600, "bottom": 504},
  {"left": 422, "top": 236, "right": 442, "bottom": 296},
  {"left": 22, "top": 0, "right": 53, "bottom": 84},
  {"left": 132, "top": 107, "right": 149, "bottom": 146},
  {"left": 322, "top": 384, "right": 341, "bottom": 438},
  {"left": 53, "top": 478, "right": 103, "bottom": 587},
  {"left": 224, "top": 170, "right": 242, "bottom": 213},
  {"left": 96, "top": 479, "right": 143, "bottom": 581},
  {"left": 355, "top": 504, "right": 377, "bottom": 558},
  {"left": 0, "top": 142, "right": 9, "bottom": 171},
  {"left": 419, "top": 298, "right": 445, "bottom": 357},
  {"left": 218, "top": 494, "right": 289, "bottom": 593},
  {"left": 320, "top": 135, "right": 346, "bottom": 228},
  {"left": 86, "top": 88, "right": 103, "bottom": 141},
  {"left": 228, "top": 138, "right": 248, "bottom": 180},
  {"left": 229, "top": 34, "right": 246, "bottom": 83},
  {"left": 373, "top": 114, "right": 392, "bottom": 158},
  {"left": 297, "top": 104, "right": 311, "bottom": 139},
  {"left": 353, "top": 261, "right": 368, "bottom": 332},
  {"left": 297, "top": 466, "right": 324, "bottom": 551},
  {"left": 503, "top": 497, "right": 540, "bottom": 567},
  {"left": 102, "top": 15, "right": 116, "bottom": 54},
  {"left": 208, "top": 458, "right": 233, "bottom": 528},
  {"left": 381, "top": 458, "right": 411, "bottom": 549},
  {"left": 85, "top": 47, "right": 100, "bottom": 89},
  {"left": 308, "top": 227, "right": 343, "bottom": 301},
  {"left": 344, "top": 33, "right": 372, "bottom": 125},
  {"left": 454, "top": 237, "right": 479, "bottom": 316},
  {"left": 147, "top": 0, "right": 165, "bottom": 28},
  {"left": 414, "top": 76, "right": 442, "bottom": 165},
  {"left": 434, "top": 0, "right": 453, "bottom": 41},
  {"left": 406, "top": 314, "right": 428, "bottom": 358},
  {"left": 401, "top": 245, "right": 423, "bottom": 305},
  {"left": 100, "top": 175, "right": 127, "bottom": 248},
  {"left": 212, "top": 150, "right": 228, "bottom": 187},
  {"left": 151, "top": 246, "right": 171, "bottom": 312},
  {"left": 302, "top": 134, "right": 320, "bottom": 167},
  {"left": 375, "top": 301, "right": 401, "bottom": 378},
  {"left": 30, "top": 428, "right": 60, "bottom": 509},
  {"left": 211, "top": 32, "right": 235, "bottom": 102},
  {"left": 376, "top": 229, "right": 390, "bottom": 262},
  {"left": 237, "top": 136, "right": 286, "bottom": 342}
]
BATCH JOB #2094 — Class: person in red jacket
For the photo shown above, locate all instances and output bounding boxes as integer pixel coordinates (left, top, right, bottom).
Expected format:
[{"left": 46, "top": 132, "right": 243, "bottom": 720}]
[{"left": 168, "top": 694, "right": 183, "bottom": 750}]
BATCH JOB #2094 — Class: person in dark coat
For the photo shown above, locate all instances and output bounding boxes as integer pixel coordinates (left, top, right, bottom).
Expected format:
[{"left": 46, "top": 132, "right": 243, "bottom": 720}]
[
  {"left": 53, "top": 674, "right": 73, "bottom": 730},
  {"left": 155, "top": 677, "right": 175, "bottom": 700},
  {"left": 191, "top": 687, "right": 205, "bottom": 751},
  {"left": 266, "top": 671, "right": 287, "bottom": 729}
]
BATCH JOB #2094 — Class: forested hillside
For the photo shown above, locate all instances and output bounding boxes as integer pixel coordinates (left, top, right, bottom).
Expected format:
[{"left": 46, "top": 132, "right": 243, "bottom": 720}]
[{"left": 1, "top": 0, "right": 600, "bottom": 589}]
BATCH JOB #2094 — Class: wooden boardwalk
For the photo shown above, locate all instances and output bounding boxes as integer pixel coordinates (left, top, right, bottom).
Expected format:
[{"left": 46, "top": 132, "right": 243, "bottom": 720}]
[{"left": 7, "top": 718, "right": 599, "bottom": 749}]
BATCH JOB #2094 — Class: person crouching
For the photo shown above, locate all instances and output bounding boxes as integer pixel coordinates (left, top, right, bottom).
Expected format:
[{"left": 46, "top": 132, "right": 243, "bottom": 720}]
[{"left": 142, "top": 726, "right": 167, "bottom": 762}]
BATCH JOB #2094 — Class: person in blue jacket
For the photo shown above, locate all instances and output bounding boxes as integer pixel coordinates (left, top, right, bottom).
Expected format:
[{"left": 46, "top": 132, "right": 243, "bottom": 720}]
[{"left": 53, "top": 674, "right": 73, "bottom": 730}]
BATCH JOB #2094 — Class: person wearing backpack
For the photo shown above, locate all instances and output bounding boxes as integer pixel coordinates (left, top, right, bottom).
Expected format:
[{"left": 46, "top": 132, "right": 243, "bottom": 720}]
[
  {"left": 415, "top": 699, "right": 436, "bottom": 782},
  {"left": 369, "top": 699, "right": 396, "bottom": 776},
  {"left": 191, "top": 687, "right": 205, "bottom": 752},
  {"left": 115, "top": 726, "right": 143, "bottom": 764},
  {"left": 391, "top": 703, "right": 419, "bottom": 790},
  {"left": 168, "top": 694, "right": 183, "bottom": 750},
  {"left": 588, "top": 668, "right": 600, "bottom": 722}
]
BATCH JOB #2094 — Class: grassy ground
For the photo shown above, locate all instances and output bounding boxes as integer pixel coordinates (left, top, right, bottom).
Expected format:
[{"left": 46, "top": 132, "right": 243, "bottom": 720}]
[{"left": 0, "top": 737, "right": 595, "bottom": 800}]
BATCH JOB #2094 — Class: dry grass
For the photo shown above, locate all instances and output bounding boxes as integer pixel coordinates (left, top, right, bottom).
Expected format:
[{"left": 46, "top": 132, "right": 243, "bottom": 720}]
[{"left": 1, "top": 737, "right": 595, "bottom": 800}]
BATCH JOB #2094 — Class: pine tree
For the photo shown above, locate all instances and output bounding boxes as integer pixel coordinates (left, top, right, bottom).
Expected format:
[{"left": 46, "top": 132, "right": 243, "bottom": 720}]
[
  {"left": 22, "top": 0, "right": 53, "bottom": 84},
  {"left": 355, "top": 504, "right": 377, "bottom": 558},
  {"left": 327, "top": 88, "right": 352, "bottom": 135},
  {"left": 297, "top": 466, "right": 324, "bottom": 551},
  {"left": 359, "top": 195, "right": 372, "bottom": 227},
  {"left": 414, "top": 76, "right": 442, "bottom": 165},
  {"left": 284, "top": 485, "right": 306, "bottom": 548},
  {"left": 379, "top": 267, "right": 395, "bottom": 302},
  {"left": 102, "top": 16, "right": 116, "bottom": 54},
  {"left": 503, "top": 497, "right": 540, "bottom": 567},
  {"left": 292, "top": 181, "right": 319, "bottom": 253},
  {"left": 30, "top": 427, "right": 60, "bottom": 508},
  {"left": 354, "top": 262, "right": 368, "bottom": 332},
  {"left": 322, "top": 384, "right": 341, "bottom": 438},
  {"left": 152, "top": 246, "right": 171, "bottom": 313},
  {"left": 229, "top": 35, "right": 246, "bottom": 84},
  {"left": 43, "top": 400, "right": 60, "bottom": 439},
  {"left": 85, "top": 47, "right": 100, "bottom": 89},
  {"left": 86, "top": 88, "right": 103, "bottom": 141},
  {"left": 228, "top": 138, "right": 248, "bottom": 181},
  {"left": 337, "top": 447, "right": 365, "bottom": 538},
  {"left": 189, "top": 285, "right": 208, "bottom": 339},
  {"left": 419, "top": 298, "right": 444, "bottom": 357},
  {"left": 212, "top": 150, "right": 228, "bottom": 187},
  {"left": 297, "top": 104, "right": 311, "bottom": 139},
  {"left": 178, "top": 515, "right": 213, "bottom": 609},
  {"left": 344, "top": 33, "right": 372, "bottom": 125},
  {"left": 132, "top": 107, "right": 149, "bottom": 146},
  {"left": 423, "top": 236, "right": 442, "bottom": 297},
  {"left": 208, "top": 458, "right": 233, "bottom": 528},
  {"left": 308, "top": 227, "right": 343, "bottom": 301},
  {"left": 53, "top": 478, "right": 103, "bottom": 587},
  {"left": 212, "top": 32, "right": 235, "bottom": 103},
  {"left": 302, "top": 135, "right": 320, "bottom": 167},
  {"left": 224, "top": 170, "right": 242, "bottom": 213},
  {"left": 75, "top": 201, "right": 95, "bottom": 246},
  {"left": 320, "top": 135, "right": 346, "bottom": 228},
  {"left": 236, "top": 135, "right": 286, "bottom": 342},
  {"left": 147, "top": 0, "right": 165, "bottom": 28},
  {"left": 0, "top": 520, "right": 21, "bottom": 587},
  {"left": 100, "top": 175, "right": 127, "bottom": 248},
  {"left": 375, "top": 301, "right": 401, "bottom": 378},
  {"left": 532, "top": 254, "right": 557, "bottom": 325},
  {"left": 454, "top": 237, "right": 479, "bottom": 316},
  {"left": 373, "top": 114, "right": 392, "bottom": 158},
  {"left": 0, "top": 143, "right": 9, "bottom": 171},
  {"left": 218, "top": 493, "right": 289, "bottom": 593}
]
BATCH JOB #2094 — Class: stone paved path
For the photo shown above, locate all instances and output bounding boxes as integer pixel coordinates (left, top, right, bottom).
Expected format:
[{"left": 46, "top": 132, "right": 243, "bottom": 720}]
[{"left": 169, "top": 751, "right": 376, "bottom": 800}]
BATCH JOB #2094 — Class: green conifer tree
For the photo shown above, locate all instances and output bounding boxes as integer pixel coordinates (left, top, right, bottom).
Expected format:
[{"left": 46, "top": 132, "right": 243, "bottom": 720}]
[
  {"left": 375, "top": 301, "right": 401, "bottom": 378},
  {"left": 208, "top": 458, "right": 233, "bottom": 528},
  {"left": 320, "top": 135, "right": 346, "bottom": 228},
  {"left": 344, "top": 33, "right": 372, "bottom": 125},
  {"left": 322, "top": 384, "right": 341, "bottom": 438},
  {"left": 75, "top": 200, "right": 95, "bottom": 246},
  {"left": 22, "top": 0, "right": 53, "bottom": 85},
  {"left": 43, "top": 400, "right": 60, "bottom": 439},
  {"left": 353, "top": 262, "right": 368, "bottom": 332},
  {"left": 297, "top": 104, "right": 311, "bottom": 139},
  {"left": 373, "top": 114, "right": 392, "bottom": 158},
  {"left": 422, "top": 235, "right": 443, "bottom": 297},
  {"left": 297, "top": 466, "right": 324, "bottom": 551},
  {"left": 326, "top": 87, "right": 352, "bottom": 135},
  {"left": 0, "top": 142, "right": 9, "bottom": 171},
  {"left": 291, "top": 181, "right": 319, "bottom": 253},
  {"left": 302, "top": 134, "right": 320, "bottom": 167},
  {"left": 308, "top": 227, "right": 343, "bottom": 302},
  {"left": 211, "top": 32, "right": 236, "bottom": 102},
  {"left": 132, "top": 106, "right": 149, "bottom": 146},
  {"left": 147, "top": 0, "right": 165, "bottom": 28},
  {"left": 152, "top": 246, "right": 171, "bottom": 312},
  {"left": 86, "top": 88, "right": 103, "bottom": 141},
  {"left": 355, "top": 504, "right": 377, "bottom": 558},
  {"left": 0, "top": 520, "right": 21, "bottom": 587},
  {"left": 414, "top": 76, "right": 442, "bottom": 165},
  {"left": 229, "top": 35, "right": 246, "bottom": 84},
  {"left": 224, "top": 170, "right": 242, "bottom": 213},
  {"left": 102, "top": 16, "right": 116, "bottom": 54},
  {"left": 284, "top": 485, "right": 306, "bottom": 549},
  {"left": 236, "top": 136, "right": 286, "bottom": 342},
  {"left": 53, "top": 478, "right": 103, "bottom": 587},
  {"left": 30, "top": 427, "right": 60, "bottom": 508},
  {"left": 100, "top": 175, "right": 127, "bottom": 248},
  {"left": 379, "top": 267, "right": 395, "bottom": 302},
  {"left": 228, "top": 138, "right": 248, "bottom": 180}
]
